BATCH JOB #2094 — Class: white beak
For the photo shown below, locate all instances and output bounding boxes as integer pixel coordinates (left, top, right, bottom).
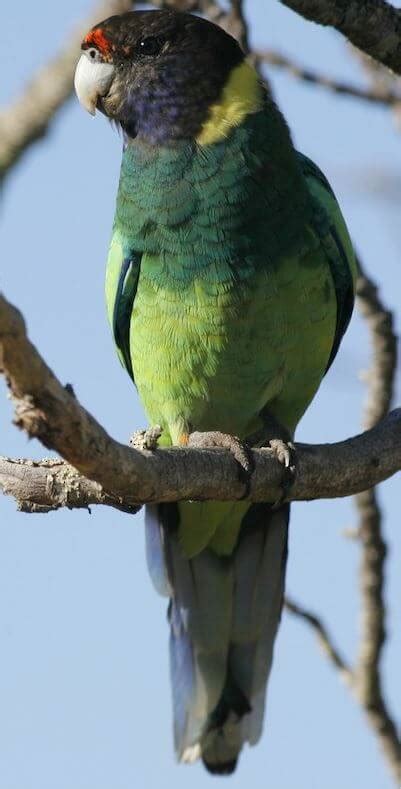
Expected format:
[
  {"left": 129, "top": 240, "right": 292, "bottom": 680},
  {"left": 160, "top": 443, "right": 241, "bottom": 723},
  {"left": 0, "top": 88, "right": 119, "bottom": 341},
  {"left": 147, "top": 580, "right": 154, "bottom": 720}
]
[{"left": 74, "top": 54, "right": 115, "bottom": 115}]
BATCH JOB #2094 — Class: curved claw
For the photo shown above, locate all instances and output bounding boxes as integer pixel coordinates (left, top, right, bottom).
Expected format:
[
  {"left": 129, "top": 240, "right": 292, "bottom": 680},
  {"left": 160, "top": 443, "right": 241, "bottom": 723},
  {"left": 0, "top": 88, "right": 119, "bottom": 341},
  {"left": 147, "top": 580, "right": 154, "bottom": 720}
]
[{"left": 268, "top": 439, "right": 296, "bottom": 507}]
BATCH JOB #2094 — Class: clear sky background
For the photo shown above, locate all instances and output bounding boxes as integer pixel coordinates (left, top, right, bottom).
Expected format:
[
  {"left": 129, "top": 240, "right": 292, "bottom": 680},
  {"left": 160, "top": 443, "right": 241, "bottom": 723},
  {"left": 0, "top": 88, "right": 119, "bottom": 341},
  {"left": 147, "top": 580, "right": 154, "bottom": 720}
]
[{"left": 1, "top": 2, "right": 400, "bottom": 788}]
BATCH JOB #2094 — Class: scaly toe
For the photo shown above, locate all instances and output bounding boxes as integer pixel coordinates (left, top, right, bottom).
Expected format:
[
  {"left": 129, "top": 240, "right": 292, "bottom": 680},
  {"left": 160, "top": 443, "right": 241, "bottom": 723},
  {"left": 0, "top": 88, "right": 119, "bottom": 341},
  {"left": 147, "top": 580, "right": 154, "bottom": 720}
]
[
  {"left": 188, "top": 430, "right": 253, "bottom": 497},
  {"left": 188, "top": 430, "right": 253, "bottom": 475}
]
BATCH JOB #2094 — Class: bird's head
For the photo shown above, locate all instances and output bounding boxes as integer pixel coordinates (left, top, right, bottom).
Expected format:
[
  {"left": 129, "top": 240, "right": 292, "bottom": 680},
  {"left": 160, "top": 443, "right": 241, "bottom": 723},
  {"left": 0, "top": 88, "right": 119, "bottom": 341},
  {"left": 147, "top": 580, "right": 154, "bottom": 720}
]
[{"left": 74, "top": 9, "right": 262, "bottom": 145}]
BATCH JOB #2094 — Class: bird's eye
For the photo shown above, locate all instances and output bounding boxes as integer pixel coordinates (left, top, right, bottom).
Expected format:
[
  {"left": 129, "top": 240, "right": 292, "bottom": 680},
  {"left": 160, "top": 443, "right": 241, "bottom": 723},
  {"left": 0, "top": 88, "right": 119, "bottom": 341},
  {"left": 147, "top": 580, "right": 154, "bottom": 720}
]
[
  {"left": 138, "top": 36, "right": 164, "bottom": 56},
  {"left": 86, "top": 47, "right": 101, "bottom": 62}
]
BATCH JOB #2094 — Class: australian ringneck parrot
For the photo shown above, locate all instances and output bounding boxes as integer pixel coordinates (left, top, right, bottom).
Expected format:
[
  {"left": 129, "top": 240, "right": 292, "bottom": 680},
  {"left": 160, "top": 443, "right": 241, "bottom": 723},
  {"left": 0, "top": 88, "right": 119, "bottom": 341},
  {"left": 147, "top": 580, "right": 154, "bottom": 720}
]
[{"left": 75, "top": 9, "right": 356, "bottom": 774}]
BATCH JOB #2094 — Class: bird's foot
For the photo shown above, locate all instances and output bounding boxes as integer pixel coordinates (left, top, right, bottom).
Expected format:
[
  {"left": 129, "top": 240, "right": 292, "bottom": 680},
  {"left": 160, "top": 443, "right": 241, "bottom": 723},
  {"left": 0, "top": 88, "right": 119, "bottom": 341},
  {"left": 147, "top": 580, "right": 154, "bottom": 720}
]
[
  {"left": 129, "top": 425, "right": 162, "bottom": 451},
  {"left": 187, "top": 430, "right": 253, "bottom": 498},
  {"left": 247, "top": 409, "right": 296, "bottom": 507}
]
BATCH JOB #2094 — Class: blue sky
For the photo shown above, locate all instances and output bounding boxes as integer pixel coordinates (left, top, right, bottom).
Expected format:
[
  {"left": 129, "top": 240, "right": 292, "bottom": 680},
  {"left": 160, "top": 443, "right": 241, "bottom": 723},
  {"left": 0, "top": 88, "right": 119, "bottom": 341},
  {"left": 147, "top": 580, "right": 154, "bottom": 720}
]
[{"left": 1, "top": 2, "right": 400, "bottom": 788}]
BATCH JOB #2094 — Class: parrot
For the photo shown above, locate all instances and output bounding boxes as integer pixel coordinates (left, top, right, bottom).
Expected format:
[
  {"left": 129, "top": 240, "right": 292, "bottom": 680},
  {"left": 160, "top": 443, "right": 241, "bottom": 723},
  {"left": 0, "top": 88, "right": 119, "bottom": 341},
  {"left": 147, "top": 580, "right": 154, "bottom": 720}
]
[{"left": 74, "top": 9, "right": 356, "bottom": 775}]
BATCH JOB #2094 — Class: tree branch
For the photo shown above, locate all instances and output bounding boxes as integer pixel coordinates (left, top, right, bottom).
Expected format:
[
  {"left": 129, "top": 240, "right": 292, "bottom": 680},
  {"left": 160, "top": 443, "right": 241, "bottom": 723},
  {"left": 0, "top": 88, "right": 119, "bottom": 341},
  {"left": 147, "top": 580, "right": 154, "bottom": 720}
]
[
  {"left": 0, "top": 457, "right": 140, "bottom": 514},
  {"left": 1, "top": 291, "right": 400, "bottom": 511},
  {"left": 280, "top": 0, "right": 401, "bottom": 75}
]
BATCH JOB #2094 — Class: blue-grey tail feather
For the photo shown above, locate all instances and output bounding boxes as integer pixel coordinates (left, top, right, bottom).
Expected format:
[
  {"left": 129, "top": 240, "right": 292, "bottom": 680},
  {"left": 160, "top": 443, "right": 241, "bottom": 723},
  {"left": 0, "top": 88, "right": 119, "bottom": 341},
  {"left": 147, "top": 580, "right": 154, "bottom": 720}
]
[
  {"left": 231, "top": 505, "right": 289, "bottom": 745},
  {"left": 145, "top": 502, "right": 289, "bottom": 771},
  {"left": 145, "top": 504, "right": 172, "bottom": 597}
]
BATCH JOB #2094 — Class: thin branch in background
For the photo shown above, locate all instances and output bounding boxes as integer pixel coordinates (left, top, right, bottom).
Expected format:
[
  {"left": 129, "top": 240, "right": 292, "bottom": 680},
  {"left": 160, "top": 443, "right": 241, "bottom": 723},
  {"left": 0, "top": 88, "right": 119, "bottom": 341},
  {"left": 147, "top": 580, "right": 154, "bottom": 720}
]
[
  {"left": 160, "top": 0, "right": 227, "bottom": 25},
  {"left": 194, "top": 0, "right": 226, "bottom": 22},
  {"left": 226, "top": 0, "right": 250, "bottom": 54},
  {"left": 355, "top": 260, "right": 397, "bottom": 428},
  {"left": 256, "top": 48, "right": 401, "bottom": 108},
  {"left": 284, "top": 598, "right": 353, "bottom": 684},
  {"left": 354, "top": 261, "right": 401, "bottom": 782},
  {"left": 280, "top": 0, "right": 401, "bottom": 76},
  {"left": 350, "top": 44, "right": 401, "bottom": 130},
  {"left": 351, "top": 46, "right": 401, "bottom": 99}
]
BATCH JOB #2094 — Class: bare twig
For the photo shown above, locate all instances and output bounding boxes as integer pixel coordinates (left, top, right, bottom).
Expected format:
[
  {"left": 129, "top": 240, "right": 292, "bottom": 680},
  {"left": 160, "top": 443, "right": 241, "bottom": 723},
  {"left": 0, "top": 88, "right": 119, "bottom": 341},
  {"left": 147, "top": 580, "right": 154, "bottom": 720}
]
[
  {"left": 353, "top": 262, "right": 401, "bottom": 783},
  {"left": 256, "top": 49, "right": 401, "bottom": 108},
  {"left": 350, "top": 46, "right": 401, "bottom": 128},
  {"left": 197, "top": 0, "right": 226, "bottom": 24},
  {"left": 285, "top": 598, "right": 353, "bottom": 683},
  {"left": 352, "top": 46, "right": 401, "bottom": 97},
  {"left": 280, "top": 0, "right": 401, "bottom": 75},
  {"left": 226, "top": 0, "right": 250, "bottom": 54},
  {"left": 0, "top": 0, "right": 137, "bottom": 179},
  {"left": 285, "top": 583, "right": 401, "bottom": 784},
  {"left": 0, "top": 457, "right": 140, "bottom": 514},
  {"left": 355, "top": 262, "right": 397, "bottom": 428},
  {"left": 354, "top": 487, "right": 401, "bottom": 781}
]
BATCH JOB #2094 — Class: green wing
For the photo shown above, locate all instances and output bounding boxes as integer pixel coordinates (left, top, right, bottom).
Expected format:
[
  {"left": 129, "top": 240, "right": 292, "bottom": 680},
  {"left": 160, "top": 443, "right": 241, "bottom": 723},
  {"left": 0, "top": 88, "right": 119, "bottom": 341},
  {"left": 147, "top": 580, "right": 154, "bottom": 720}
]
[
  {"left": 298, "top": 152, "right": 357, "bottom": 373},
  {"left": 105, "top": 231, "right": 141, "bottom": 383}
]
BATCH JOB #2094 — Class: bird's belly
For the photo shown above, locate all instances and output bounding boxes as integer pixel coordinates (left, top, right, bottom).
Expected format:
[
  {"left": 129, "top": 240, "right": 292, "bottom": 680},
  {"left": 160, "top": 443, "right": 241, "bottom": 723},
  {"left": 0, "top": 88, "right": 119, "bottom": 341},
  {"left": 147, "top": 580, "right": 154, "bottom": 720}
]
[
  {"left": 130, "top": 254, "right": 336, "bottom": 444},
  {"left": 131, "top": 282, "right": 278, "bottom": 442}
]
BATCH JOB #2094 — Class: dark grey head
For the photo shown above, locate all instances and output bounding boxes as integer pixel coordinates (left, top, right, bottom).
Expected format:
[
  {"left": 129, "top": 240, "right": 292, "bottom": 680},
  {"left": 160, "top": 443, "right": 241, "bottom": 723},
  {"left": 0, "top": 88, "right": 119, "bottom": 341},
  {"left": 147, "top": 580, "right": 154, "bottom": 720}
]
[{"left": 74, "top": 9, "right": 244, "bottom": 143}]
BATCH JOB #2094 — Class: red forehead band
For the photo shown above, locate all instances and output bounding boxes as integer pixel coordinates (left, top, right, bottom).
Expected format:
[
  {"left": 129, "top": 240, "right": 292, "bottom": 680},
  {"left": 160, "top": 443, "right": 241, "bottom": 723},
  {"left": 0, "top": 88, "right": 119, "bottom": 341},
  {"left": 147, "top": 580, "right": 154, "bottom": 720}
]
[{"left": 84, "top": 28, "right": 111, "bottom": 54}]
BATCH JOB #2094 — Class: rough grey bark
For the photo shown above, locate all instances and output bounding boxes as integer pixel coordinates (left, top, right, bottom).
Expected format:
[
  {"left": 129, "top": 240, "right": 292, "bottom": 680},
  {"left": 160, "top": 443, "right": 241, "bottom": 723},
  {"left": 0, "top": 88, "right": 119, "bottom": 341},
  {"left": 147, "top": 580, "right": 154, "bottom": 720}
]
[{"left": 280, "top": 0, "right": 401, "bottom": 75}]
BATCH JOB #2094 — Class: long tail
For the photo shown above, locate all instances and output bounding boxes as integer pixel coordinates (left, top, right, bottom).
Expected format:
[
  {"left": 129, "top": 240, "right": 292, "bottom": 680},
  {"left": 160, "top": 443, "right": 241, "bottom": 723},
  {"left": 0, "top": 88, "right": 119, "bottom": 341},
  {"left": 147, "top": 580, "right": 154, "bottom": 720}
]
[{"left": 145, "top": 501, "right": 289, "bottom": 774}]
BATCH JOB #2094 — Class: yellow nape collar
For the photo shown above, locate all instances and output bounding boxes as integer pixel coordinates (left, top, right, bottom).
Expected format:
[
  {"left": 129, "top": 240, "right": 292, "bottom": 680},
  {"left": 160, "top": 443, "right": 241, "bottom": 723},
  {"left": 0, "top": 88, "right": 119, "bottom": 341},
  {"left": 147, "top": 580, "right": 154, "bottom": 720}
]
[{"left": 196, "top": 61, "right": 263, "bottom": 146}]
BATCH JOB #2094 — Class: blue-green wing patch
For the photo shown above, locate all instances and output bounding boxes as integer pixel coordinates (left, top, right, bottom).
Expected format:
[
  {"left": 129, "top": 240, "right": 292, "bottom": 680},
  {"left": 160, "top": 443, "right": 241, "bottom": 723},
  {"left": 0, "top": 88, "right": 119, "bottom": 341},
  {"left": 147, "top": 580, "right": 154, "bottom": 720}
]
[
  {"left": 112, "top": 255, "right": 141, "bottom": 382},
  {"left": 105, "top": 234, "right": 141, "bottom": 384},
  {"left": 324, "top": 225, "right": 355, "bottom": 373},
  {"left": 298, "top": 152, "right": 356, "bottom": 374}
]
